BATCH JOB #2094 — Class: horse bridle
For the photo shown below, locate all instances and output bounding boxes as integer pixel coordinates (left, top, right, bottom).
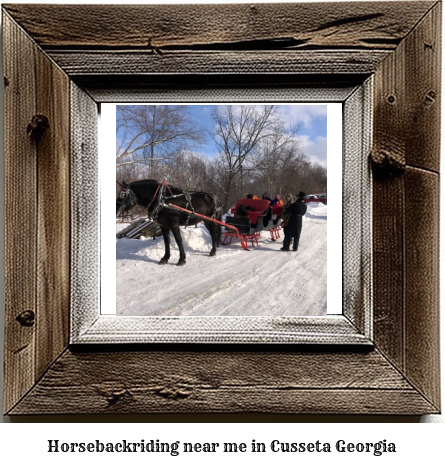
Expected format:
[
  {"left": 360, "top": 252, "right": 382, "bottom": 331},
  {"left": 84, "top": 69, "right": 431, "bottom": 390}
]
[
  {"left": 117, "top": 180, "right": 222, "bottom": 227},
  {"left": 117, "top": 187, "right": 137, "bottom": 218}
]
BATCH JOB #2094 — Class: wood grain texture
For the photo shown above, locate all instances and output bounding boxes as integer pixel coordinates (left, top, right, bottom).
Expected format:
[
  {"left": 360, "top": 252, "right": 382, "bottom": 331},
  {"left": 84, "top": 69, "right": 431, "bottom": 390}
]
[
  {"left": 371, "top": 2, "right": 441, "bottom": 173},
  {"left": 75, "top": 315, "right": 370, "bottom": 346},
  {"left": 404, "top": 168, "right": 440, "bottom": 407},
  {"left": 372, "top": 14, "right": 410, "bottom": 369},
  {"left": 342, "top": 80, "right": 373, "bottom": 336},
  {"left": 8, "top": 349, "right": 437, "bottom": 415},
  {"left": 372, "top": 175, "right": 405, "bottom": 367},
  {"left": 3, "top": 2, "right": 433, "bottom": 83},
  {"left": 76, "top": 74, "right": 366, "bottom": 103},
  {"left": 35, "top": 39, "right": 71, "bottom": 382},
  {"left": 2, "top": 2, "right": 435, "bottom": 50},
  {"left": 3, "top": 12, "right": 38, "bottom": 414},
  {"left": 404, "top": 2, "right": 441, "bottom": 172},
  {"left": 372, "top": 2, "right": 441, "bottom": 411},
  {"left": 46, "top": 50, "right": 391, "bottom": 76},
  {"left": 3, "top": 11, "right": 72, "bottom": 412},
  {"left": 70, "top": 83, "right": 99, "bottom": 337},
  {"left": 2, "top": 2, "right": 441, "bottom": 416}
]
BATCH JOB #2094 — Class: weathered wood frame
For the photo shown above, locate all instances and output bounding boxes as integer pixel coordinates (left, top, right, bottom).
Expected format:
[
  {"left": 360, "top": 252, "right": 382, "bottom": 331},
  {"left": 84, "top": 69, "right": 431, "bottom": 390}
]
[
  {"left": 2, "top": 2, "right": 441, "bottom": 415},
  {"left": 71, "top": 83, "right": 372, "bottom": 345}
]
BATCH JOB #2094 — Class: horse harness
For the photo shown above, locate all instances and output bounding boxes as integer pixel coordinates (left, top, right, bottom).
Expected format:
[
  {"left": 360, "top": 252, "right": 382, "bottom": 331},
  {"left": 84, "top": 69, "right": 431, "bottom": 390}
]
[
  {"left": 117, "top": 187, "right": 139, "bottom": 219},
  {"left": 120, "top": 181, "right": 221, "bottom": 235}
]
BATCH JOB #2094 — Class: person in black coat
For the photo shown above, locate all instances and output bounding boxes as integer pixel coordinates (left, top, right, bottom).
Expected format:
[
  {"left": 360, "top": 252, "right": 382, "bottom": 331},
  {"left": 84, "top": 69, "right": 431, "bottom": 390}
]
[{"left": 281, "top": 191, "right": 307, "bottom": 251}]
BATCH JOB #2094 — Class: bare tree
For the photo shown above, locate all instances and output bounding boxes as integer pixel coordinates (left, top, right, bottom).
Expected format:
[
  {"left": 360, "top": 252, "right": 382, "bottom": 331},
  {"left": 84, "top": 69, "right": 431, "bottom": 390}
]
[
  {"left": 210, "top": 105, "right": 304, "bottom": 209},
  {"left": 116, "top": 105, "right": 205, "bottom": 180},
  {"left": 276, "top": 155, "right": 327, "bottom": 196},
  {"left": 115, "top": 104, "right": 327, "bottom": 208},
  {"left": 211, "top": 105, "right": 286, "bottom": 209},
  {"left": 249, "top": 129, "right": 305, "bottom": 196},
  {"left": 163, "top": 151, "right": 213, "bottom": 191}
]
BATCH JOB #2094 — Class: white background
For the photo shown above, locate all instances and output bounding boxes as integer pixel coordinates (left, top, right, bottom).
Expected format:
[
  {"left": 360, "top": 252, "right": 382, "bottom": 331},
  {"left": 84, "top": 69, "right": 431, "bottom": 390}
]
[{"left": 0, "top": 0, "right": 444, "bottom": 462}]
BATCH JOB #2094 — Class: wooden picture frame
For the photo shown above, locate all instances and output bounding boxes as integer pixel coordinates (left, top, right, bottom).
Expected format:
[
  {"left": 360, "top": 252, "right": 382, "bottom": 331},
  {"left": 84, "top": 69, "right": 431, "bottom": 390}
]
[{"left": 2, "top": 2, "right": 441, "bottom": 415}]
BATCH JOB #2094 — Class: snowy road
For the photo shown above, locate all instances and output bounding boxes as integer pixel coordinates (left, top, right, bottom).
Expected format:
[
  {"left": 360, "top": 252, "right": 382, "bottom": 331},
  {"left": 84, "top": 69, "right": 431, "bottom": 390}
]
[{"left": 116, "top": 203, "right": 327, "bottom": 317}]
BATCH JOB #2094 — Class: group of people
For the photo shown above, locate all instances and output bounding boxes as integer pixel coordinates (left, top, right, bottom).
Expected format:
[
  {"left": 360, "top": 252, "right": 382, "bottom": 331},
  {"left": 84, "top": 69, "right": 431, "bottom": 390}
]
[
  {"left": 246, "top": 191, "right": 308, "bottom": 252},
  {"left": 246, "top": 192, "right": 283, "bottom": 208}
]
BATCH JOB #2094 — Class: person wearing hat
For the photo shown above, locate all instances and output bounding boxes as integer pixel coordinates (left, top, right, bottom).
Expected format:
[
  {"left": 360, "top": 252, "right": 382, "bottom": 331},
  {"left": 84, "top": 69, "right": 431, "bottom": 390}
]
[{"left": 281, "top": 191, "right": 307, "bottom": 252}]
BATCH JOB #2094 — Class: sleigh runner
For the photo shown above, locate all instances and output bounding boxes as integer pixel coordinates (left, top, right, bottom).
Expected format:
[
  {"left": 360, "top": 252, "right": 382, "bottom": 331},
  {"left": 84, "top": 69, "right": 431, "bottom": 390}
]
[{"left": 116, "top": 179, "right": 282, "bottom": 257}]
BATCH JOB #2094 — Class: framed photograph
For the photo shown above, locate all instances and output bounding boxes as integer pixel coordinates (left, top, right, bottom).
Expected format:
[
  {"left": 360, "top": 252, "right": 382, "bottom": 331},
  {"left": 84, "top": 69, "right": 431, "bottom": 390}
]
[
  {"left": 3, "top": 2, "right": 440, "bottom": 415},
  {"left": 96, "top": 98, "right": 354, "bottom": 344},
  {"left": 110, "top": 102, "right": 338, "bottom": 320}
]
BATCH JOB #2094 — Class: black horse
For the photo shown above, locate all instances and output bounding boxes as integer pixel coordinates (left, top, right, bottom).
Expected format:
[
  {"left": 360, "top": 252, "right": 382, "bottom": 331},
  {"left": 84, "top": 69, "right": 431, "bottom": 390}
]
[{"left": 116, "top": 179, "right": 222, "bottom": 266}]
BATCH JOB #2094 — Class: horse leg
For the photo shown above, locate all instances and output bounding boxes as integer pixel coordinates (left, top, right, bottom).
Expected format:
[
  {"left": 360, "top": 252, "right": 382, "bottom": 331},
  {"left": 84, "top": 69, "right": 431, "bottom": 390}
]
[
  {"left": 158, "top": 226, "right": 171, "bottom": 265},
  {"left": 171, "top": 223, "right": 186, "bottom": 266},
  {"left": 204, "top": 220, "right": 218, "bottom": 256}
]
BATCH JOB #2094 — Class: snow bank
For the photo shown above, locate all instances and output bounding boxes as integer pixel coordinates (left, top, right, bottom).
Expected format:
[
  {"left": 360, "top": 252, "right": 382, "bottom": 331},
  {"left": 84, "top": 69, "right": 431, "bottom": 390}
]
[
  {"left": 115, "top": 202, "right": 327, "bottom": 317},
  {"left": 116, "top": 224, "right": 215, "bottom": 263},
  {"left": 305, "top": 201, "right": 327, "bottom": 220}
]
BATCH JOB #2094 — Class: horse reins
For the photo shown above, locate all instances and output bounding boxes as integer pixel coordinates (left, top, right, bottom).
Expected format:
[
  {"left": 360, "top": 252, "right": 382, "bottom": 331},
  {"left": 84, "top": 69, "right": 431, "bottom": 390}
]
[
  {"left": 119, "top": 180, "right": 221, "bottom": 235},
  {"left": 147, "top": 180, "right": 200, "bottom": 228}
]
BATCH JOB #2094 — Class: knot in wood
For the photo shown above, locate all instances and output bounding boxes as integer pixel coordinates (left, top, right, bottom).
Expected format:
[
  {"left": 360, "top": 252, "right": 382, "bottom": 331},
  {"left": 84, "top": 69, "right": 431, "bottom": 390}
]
[
  {"left": 105, "top": 390, "right": 128, "bottom": 405},
  {"left": 370, "top": 148, "right": 405, "bottom": 178},
  {"left": 16, "top": 310, "right": 35, "bottom": 327},
  {"left": 96, "top": 386, "right": 130, "bottom": 405},
  {"left": 27, "top": 114, "right": 49, "bottom": 140},
  {"left": 154, "top": 386, "right": 191, "bottom": 400},
  {"left": 424, "top": 90, "right": 436, "bottom": 105}
]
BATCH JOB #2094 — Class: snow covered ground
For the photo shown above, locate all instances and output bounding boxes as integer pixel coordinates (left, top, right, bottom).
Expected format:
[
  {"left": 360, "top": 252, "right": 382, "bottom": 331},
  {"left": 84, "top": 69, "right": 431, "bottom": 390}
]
[{"left": 115, "top": 202, "right": 327, "bottom": 317}]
